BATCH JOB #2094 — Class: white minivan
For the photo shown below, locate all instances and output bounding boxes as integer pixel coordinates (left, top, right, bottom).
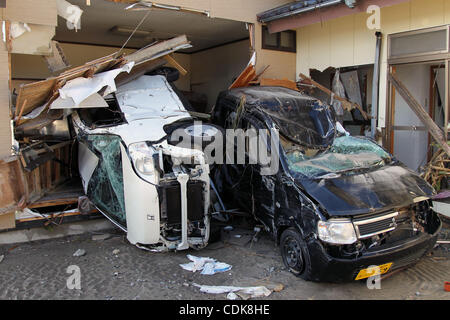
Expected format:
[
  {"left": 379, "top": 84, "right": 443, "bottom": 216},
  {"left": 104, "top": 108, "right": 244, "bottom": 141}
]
[{"left": 72, "top": 72, "right": 223, "bottom": 251}]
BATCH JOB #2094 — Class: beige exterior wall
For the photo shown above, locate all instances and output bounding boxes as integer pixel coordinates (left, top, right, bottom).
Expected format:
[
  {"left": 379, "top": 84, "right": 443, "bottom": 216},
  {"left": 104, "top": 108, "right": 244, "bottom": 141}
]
[
  {"left": 254, "top": 24, "right": 297, "bottom": 80},
  {"left": 296, "top": 0, "right": 450, "bottom": 128}
]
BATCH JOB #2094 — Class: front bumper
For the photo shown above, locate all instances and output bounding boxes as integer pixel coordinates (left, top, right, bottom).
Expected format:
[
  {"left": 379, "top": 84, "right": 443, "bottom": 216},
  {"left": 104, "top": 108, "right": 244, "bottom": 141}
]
[{"left": 306, "top": 218, "right": 441, "bottom": 282}]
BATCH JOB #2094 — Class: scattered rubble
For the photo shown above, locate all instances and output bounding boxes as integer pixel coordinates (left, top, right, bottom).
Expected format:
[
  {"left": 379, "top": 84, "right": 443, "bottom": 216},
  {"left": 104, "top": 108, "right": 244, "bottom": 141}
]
[{"left": 112, "top": 249, "right": 120, "bottom": 255}]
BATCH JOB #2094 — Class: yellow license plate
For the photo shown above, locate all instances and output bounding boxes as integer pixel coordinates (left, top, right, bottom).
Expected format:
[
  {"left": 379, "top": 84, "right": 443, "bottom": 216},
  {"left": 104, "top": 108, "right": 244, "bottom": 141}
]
[{"left": 355, "top": 263, "right": 393, "bottom": 280}]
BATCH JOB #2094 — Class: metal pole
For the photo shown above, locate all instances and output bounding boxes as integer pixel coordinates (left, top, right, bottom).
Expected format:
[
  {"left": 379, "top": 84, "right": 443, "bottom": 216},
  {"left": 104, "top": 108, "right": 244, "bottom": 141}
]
[{"left": 371, "top": 32, "right": 382, "bottom": 140}]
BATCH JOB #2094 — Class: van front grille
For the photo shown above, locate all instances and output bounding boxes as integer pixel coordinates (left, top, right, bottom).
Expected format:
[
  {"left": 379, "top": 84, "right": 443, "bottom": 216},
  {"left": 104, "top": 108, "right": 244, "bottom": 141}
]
[{"left": 353, "top": 211, "right": 398, "bottom": 239}]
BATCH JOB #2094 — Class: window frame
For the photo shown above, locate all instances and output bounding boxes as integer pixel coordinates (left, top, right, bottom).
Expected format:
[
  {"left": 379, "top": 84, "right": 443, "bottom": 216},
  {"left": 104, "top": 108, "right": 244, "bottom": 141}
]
[{"left": 261, "top": 25, "right": 296, "bottom": 53}]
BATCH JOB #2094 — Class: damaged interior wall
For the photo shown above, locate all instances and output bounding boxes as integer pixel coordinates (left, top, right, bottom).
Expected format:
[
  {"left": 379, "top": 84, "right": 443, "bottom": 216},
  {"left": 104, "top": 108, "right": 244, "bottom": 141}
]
[
  {"left": 296, "top": 0, "right": 450, "bottom": 130},
  {"left": 190, "top": 39, "right": 250, "bottom": 111},
  {"left": 107, "top": 0, "right": 296, "bottom": 81}
]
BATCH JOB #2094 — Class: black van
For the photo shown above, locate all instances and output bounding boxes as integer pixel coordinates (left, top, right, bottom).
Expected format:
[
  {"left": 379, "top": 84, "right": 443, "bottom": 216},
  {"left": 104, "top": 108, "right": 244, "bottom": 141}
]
[{"left": 211, "top": 86, "right": 441, "bottom": 282}]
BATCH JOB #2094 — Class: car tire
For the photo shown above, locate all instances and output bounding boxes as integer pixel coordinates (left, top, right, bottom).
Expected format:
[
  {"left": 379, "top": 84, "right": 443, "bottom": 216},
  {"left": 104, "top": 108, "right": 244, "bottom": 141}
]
[
  {"left": 169, "top": 122, "right": 224, "bottom": 150},
  {"left": 280, "top": 228, "right": 313, "bottom": 280},
  {"left": 208, "top": 223, "right": 222, "bottom": 244}
]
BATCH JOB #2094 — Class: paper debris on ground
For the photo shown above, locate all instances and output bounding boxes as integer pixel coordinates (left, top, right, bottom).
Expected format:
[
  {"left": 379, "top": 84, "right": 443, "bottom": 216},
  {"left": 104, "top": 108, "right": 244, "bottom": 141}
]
[
  {"left": 193, "top": 283, "right": 272, "bottom": 299},
  {"left": 73, "top": 249, "right": 86, "bottom": 257},
  {"left": 179, "top": 254, "right": 232, "bottom": 275}
]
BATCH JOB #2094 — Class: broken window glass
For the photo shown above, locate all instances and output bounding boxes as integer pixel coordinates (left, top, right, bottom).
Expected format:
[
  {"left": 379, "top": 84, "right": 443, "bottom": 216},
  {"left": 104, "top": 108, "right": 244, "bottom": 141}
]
[
  {"left": 286, "top": 136, "right": 391, "bottom": 178},
  {"left": 82, "top": 134, "right": 126, "bottom": 225}
]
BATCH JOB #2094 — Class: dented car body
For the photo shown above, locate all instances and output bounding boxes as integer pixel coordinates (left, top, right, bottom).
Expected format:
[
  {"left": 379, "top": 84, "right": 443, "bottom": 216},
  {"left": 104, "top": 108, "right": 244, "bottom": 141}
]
[
  {"left": 72, "top": 74, "right": 212, "bottom": 251},
  {"left": 212, "top": 86, "right": 442, "bottom": 282}
]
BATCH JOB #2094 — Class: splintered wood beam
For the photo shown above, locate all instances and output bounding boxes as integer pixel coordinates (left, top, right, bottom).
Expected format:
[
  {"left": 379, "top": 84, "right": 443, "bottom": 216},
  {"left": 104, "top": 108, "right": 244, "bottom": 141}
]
[
  {"left": 299, "top": 73, "right": 369, "bottom": 120},
  {"left": 124, "top": 35, "right": 190, "bottom": 65},
  {"left": 388, "top": 72, "right": 450, "bottom": 157}
]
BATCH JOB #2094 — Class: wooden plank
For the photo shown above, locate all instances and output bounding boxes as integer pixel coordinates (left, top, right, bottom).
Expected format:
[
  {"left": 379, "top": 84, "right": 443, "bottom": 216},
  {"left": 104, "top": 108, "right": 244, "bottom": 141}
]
[
  {"left": 166, "top": 54, "right": 188, "bottom": 76},
  {"left": 16, "top": 209, "right": 98, "bottom": 223},
  {"left": 15, "top": 98, "right": 28, "bottom": 125},
  {"left": 229, "top": 65, "right": 256, "bottom": 89},
  {"left": 28, "top": 197, "right": 79, "bottom": 209},
  {"left": 299, "top": 73, "right": 369, "bottom": 120},
  {"left": 388, "top": 72, "right": 450, "bottom": 157},
  {"left": 125, "top": 35, "right": 190, "bottom": 65}
]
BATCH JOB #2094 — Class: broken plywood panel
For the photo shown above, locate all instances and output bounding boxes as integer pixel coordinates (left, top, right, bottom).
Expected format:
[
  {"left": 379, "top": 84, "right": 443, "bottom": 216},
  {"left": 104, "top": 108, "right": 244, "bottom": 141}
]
[
  {"left": 0, "top": 211, "right": 15, "bottom": 230},
  {"left": 0, "top": 157, "right": 24, "bottom": 215},
  {"left": 229, "top": 65, "right": 256, "bottom": 89},
  {"left": 1, "top": 0, "right": 58, "bottom": 26},
  {"left": 15, "top": 54, "right": 119, "bottom": 116}
]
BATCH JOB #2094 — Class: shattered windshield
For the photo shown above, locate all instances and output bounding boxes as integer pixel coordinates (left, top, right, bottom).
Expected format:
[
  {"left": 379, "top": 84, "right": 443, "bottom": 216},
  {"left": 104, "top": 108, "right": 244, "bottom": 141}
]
[
  {"left": 285, "top": 136, "right": 391, "bottom": 179},
  {"left": 221, "top": 87, "right": 337, "bottom": 149}
]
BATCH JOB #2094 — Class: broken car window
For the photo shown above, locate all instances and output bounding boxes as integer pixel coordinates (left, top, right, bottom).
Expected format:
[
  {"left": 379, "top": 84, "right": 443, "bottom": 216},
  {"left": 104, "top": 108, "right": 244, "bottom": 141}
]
[
  {"left": 285, "top": 136, "right": 391, "bottom": 178},
  {"left": 82, "top": 134, "right": 126, "bottom": 225}
]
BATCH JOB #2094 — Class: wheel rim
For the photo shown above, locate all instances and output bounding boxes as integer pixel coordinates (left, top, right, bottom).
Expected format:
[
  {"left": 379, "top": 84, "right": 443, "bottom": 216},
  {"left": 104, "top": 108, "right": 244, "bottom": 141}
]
[
  {"left": 184, "top": 125, "right": 218, "bottom": 138},
  {"left": 283, "top": 236, "right": 304, "bottom": 271}
]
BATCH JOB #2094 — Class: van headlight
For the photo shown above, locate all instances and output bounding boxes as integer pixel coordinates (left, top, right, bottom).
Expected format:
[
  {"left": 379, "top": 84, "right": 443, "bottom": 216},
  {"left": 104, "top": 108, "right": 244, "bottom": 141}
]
[
  {"left": 317, "top": 219, "right": 357, "bottom": 245},
  {"left": 128, "top": 142, "right": 155, "bottom": 176}
]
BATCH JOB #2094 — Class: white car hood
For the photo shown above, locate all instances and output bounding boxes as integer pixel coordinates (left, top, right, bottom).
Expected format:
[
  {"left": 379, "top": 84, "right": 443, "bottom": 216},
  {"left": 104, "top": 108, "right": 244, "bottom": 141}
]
[
  {"left": 73, "top": 75, "right": 192, "bottom": 146},
  {"left": 116, "top": 75, "right": 189, "bottom": 123}
]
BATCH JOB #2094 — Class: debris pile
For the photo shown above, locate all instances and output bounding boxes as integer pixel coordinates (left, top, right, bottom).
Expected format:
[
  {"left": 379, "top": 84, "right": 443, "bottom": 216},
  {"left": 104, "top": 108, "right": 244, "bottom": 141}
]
[
  {"left": 422, "top": 145, "right": 450, "bottom": 191},
  {"left": 179, "top": 254, "right": 232, "bottom": 275}
]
